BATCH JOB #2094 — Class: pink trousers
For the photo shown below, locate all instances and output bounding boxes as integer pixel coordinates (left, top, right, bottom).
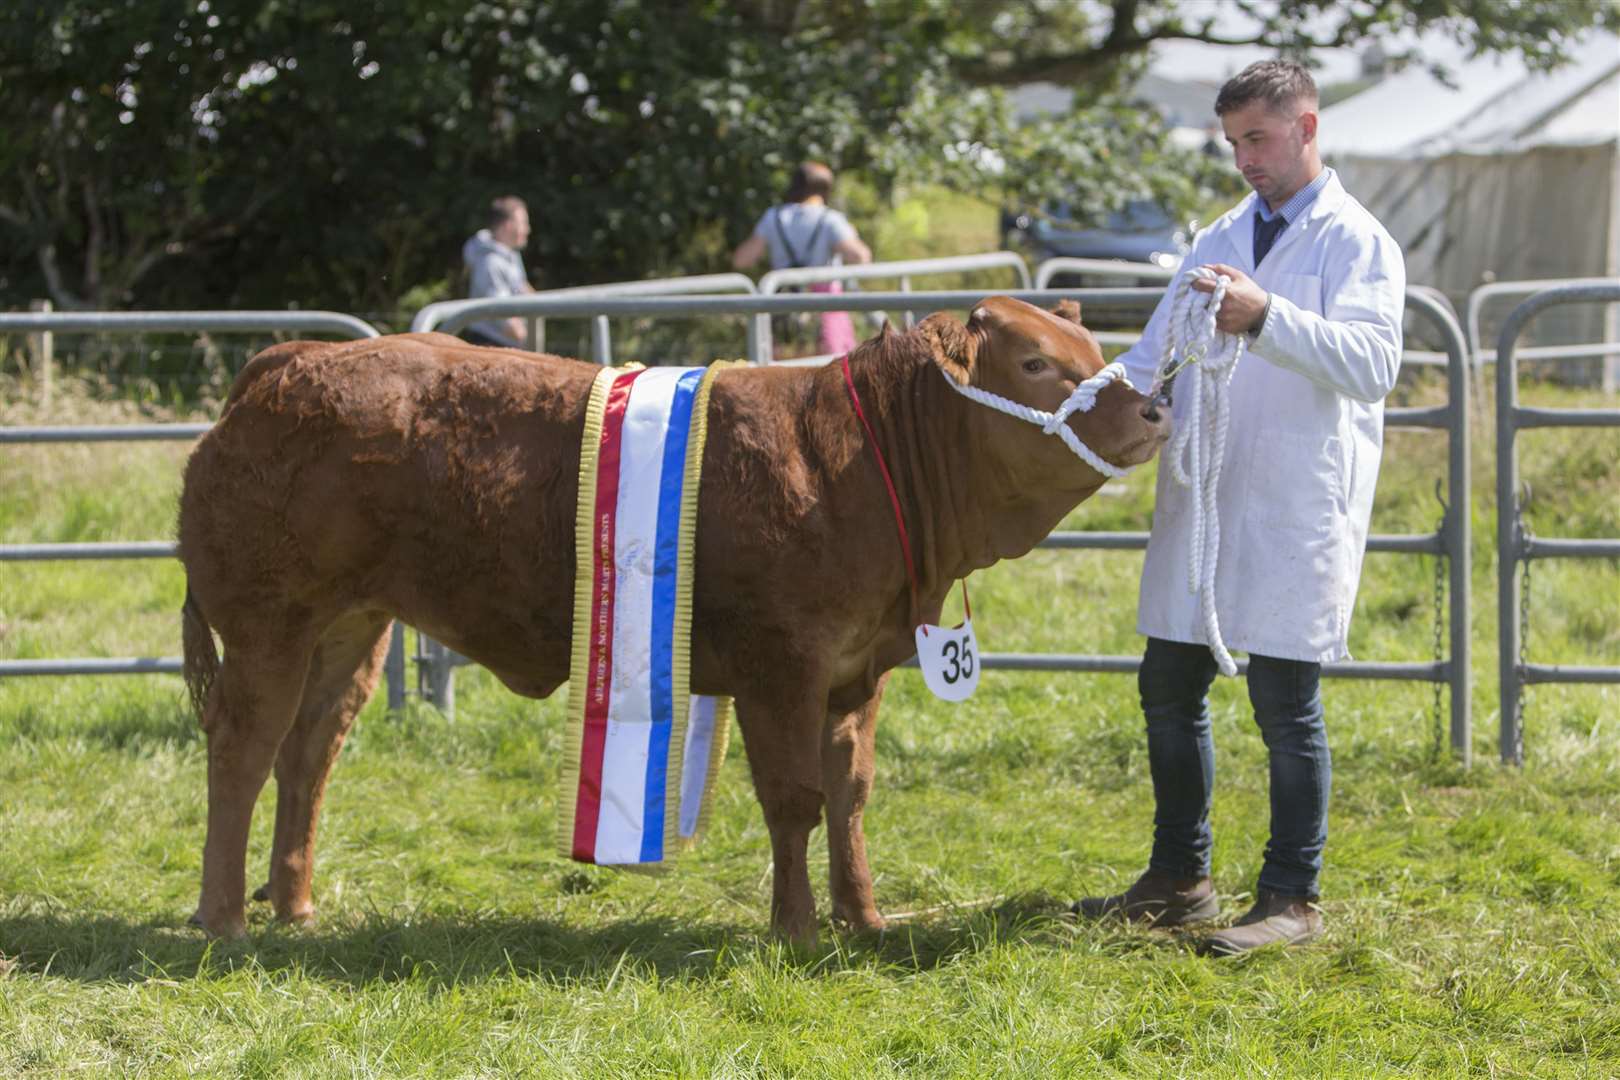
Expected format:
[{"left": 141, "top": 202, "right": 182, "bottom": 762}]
[{"left": 810, "top": 280, "right": 857, "bottom": 355}]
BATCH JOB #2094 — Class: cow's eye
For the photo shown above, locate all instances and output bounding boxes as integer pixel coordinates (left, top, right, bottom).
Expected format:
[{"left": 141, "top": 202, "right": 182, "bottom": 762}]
[{"left": 1022, "top": 358, "right": 1046, "bottom": 374}]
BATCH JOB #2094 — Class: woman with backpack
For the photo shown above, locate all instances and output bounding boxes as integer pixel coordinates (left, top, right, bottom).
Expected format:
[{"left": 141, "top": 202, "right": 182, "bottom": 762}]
[{"left": 732, "top": 161, "right": 873, "bottom": 358}]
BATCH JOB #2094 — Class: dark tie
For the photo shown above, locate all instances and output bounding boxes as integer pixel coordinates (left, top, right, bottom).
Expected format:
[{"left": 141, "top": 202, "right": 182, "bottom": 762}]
[{"left": 1253, "top": 210, "right": 1287, "bottom": 266}]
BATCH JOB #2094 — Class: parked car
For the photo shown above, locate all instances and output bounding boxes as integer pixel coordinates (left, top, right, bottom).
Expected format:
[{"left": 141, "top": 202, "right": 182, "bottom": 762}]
[{"left": 1002, "top": 198, "right": 1195, "bottom": 286}]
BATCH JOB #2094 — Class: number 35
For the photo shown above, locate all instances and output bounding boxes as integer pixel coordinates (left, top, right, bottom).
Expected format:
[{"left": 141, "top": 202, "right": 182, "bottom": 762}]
[{"left": 941, "top": 635, "right": 976, "bottom": 683}]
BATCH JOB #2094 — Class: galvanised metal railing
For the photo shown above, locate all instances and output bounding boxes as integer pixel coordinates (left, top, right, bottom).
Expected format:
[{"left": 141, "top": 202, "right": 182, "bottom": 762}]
[
  {"left": 417, "top": 272, "right": 760, "bottom": 365},
  {"left": 753, "top": 252, "right": 1033, "bottom": 362},
  {"left": 0, "top": 293, "right": 1480, "bottom": 763},
  {"left": 1033, "top": 258, "right": 1177, "bottom": 289},
  {"left": 1466, "top": 277, "right": 1620, "bottom": 389},
  {"left": 0, "top": 310, "right": 381, "bottom": 678},
  {"left": 1032, "top": 258, "right": 1179, "bottom": 354},
  {"left": 1495, "top": 281, "right": 1620, "bottom": 765},
  {"left": 408, "top": 287, "right": 1121, "bottom": 374},
  {"left": 758, "top": 252, "right": 1032, "bottom": 294},
  {"left": 0, "top": 310, "right": 379, "bottom": 340}
]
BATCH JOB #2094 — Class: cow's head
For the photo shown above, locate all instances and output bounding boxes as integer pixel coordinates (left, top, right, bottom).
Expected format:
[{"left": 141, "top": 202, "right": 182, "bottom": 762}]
[{"left": 921, "top": 296, "right": 1169, "bottom": 491}]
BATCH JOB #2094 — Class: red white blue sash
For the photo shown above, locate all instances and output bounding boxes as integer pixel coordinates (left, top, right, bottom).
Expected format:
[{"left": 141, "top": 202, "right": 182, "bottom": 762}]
[{"left": 559, "top": 364, "right": 732, "bottom": 866}]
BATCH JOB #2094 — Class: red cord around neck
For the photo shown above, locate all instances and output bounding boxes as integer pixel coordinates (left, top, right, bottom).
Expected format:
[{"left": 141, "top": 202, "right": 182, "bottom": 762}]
[{"left": 841, "top": 354, "right": 920, "bottom": 627}]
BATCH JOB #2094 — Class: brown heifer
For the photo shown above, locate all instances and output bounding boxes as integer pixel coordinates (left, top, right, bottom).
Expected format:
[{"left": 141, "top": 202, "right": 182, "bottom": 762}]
[{"left": 177, "top": 296, "right": 1168, "bottom": 942}]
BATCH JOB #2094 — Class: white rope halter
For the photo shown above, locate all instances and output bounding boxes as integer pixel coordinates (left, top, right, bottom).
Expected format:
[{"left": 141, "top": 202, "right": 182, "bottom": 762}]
[
  {"left": 1157, "top": 266, "right": 1246, "bottom": 677},
  {"left": 937, "top": 359, "right": 1137, "bottom": 479}
]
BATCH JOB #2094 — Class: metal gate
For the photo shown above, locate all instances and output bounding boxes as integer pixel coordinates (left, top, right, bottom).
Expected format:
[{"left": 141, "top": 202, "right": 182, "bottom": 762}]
[
  {"left": 0, "top": 310, "right": 380, "bottom": 677},
  {"left": 1467, "top": 276, "right": 1620, "bottom": 389},
  {"left": 1494, "top": 281, "right": 1620, "bottom": 764}
]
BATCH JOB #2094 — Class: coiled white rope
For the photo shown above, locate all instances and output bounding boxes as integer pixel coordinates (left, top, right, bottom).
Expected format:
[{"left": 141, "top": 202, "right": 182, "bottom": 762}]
[
  {"left": 1157, "top": 267, "right": 1245, "bottom": 677},
  {"left": 938, "top": 360, "right": 1136, "bottom": 478}
]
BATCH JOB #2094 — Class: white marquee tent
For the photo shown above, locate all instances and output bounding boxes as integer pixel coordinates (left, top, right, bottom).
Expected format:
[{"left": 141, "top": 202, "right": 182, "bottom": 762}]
[{"left": 1321, "top": 34, "right": 1619, "bottom": 368}]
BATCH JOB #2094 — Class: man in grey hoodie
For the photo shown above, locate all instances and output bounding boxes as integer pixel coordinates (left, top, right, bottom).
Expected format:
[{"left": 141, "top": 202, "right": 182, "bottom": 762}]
[{"left": 461, "top": 196, "right": 534, "bottom": 347}]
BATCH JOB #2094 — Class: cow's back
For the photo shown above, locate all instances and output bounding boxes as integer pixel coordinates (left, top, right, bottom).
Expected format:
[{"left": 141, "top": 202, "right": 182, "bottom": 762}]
[{"left": 179, "top": 335, "right": 601, "bottom": 689}]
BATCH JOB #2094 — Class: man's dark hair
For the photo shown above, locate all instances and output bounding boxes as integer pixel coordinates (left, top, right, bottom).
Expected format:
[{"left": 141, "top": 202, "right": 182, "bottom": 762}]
[
  {"left": 486, "top": 195, "right": 527, "bottom": 230},
  {"left": 784, "top": 162, "right": 835, "bottom": 203},
  {"left": 1215, "top": 60, "right": 1319, "bottom": 116}
]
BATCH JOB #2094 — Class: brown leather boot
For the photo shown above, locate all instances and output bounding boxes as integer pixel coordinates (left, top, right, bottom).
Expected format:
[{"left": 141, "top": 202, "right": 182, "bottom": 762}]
[
  {"left": 1202, "top": 890, "right": 1322, "bottom": 956},
  {"left": 1072, "top": 869, "right": 1220, "bottom": 927}
]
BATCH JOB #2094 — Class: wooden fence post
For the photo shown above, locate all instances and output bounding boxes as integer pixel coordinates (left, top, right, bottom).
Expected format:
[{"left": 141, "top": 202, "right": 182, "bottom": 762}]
[{"left": 27, "top": 299, "right": 53, "bottom": 407}]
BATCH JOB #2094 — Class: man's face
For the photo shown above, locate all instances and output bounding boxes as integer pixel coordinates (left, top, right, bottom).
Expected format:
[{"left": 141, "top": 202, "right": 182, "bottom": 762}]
[
  {"left": 1221, "top": 99, "right": 1317, "bottom": 207},
  {"left": 496, "top": 205, "right": 531, "bottom": 249}
]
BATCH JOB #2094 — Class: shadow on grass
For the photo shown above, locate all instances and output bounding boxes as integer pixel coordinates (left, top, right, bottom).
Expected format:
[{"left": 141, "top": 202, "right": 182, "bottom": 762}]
[{"left": 0, "top": 892, "right": 1191, "bottom": 988}]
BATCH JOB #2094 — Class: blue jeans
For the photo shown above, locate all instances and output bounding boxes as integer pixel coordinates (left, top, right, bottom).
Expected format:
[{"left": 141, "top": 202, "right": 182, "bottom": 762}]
[{"left": 1139, "top": 637, "right": 1331, "bottom": 898}]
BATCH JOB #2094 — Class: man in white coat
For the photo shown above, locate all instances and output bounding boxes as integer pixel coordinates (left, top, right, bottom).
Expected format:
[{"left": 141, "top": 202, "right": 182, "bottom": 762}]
[{"left": 1074, "top": 60, "right": 1406, "bottom": 955}]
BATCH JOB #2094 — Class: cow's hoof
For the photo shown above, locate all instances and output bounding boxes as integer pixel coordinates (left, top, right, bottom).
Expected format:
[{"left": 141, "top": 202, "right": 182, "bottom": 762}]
[
  {"left": 188, "top": 908, "right": 248, "bottom": 940},
  {"left": 274, "top": 906, "right": 317, "bottom": 928},
  {"left": 832, "top": 909, "right": 887, "bottom": 934},
  {"left": 251, "top": 882, "right": 270, "bottom": 903},
  {"left": 773, "top": 920, "right": 820, "bottom": 952}
]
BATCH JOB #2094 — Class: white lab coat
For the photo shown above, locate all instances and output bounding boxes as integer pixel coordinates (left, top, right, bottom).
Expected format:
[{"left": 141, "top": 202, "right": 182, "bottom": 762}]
[{"left": 1118, "top": 170, "right": 1406, "bottom": 664}]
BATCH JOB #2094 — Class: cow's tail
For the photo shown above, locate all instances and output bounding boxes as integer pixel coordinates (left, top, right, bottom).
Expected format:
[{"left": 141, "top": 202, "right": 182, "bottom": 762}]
[{"left": 181, "top": 585, "right": 219, "bottom": 725}]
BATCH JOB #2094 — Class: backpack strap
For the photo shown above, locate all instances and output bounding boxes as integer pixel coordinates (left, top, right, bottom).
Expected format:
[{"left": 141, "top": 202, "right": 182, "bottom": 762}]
[{"left": 773, "top": 206, "right": 831, "bottom": 269}]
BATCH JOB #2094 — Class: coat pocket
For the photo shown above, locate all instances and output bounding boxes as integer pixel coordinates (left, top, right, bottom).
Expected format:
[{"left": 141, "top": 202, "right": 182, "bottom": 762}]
[{"left": 1251, "top": 430, "right": 1348, "bottom": 533}]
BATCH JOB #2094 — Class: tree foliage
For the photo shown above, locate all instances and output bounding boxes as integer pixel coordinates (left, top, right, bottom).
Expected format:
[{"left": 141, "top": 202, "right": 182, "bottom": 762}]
[
  {"left": 1, "top": 1, "right": 1613, "bottom": 315},
  {"left": 742, "top": 0, "right": 1620, "bottom": 87}
]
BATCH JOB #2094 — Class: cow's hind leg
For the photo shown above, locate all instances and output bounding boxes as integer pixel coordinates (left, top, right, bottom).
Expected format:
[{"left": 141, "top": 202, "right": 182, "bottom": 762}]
[
  {"left": 192, "top": 618, "right": 317, "bottom": 938},
  {"left": 824, "top": 675, "right": 886, "bottom": 932},
  {"left": 256, "top": 610, "right": 393, "bottom": 926},
  {"left": 734, "top": 694, "right": 826, "bottom": 946}
]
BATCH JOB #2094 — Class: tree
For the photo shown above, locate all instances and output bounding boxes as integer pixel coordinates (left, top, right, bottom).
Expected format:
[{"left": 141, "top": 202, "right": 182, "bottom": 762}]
[
  {"left": 1, "top": 1, "right": 1613, "bottom": 316},
  {"left": 735, "top": 0, "right": 1620, "bottom": 87},
  {"left": 0, "top": 2, "right": 563, "bottom": 312},
  {"left": 2, "top": 1, "right": 950, "bottom": 311}
]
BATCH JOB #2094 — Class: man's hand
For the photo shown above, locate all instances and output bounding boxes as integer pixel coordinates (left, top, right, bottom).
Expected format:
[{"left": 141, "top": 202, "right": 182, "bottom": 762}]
[{"left": 1192, "top": 263, "right": 1269, "bottom": 336}]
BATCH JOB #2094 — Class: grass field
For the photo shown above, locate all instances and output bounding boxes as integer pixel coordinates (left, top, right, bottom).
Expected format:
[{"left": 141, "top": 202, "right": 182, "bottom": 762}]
[{"left": 1, "top": 353, "right": 1616, "bottom": 1077}]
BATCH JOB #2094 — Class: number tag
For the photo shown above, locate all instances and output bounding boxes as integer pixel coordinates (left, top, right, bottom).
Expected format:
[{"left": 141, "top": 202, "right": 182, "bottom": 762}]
[{"left": 914, "top": 617, "right": 980, "bottom": 702}]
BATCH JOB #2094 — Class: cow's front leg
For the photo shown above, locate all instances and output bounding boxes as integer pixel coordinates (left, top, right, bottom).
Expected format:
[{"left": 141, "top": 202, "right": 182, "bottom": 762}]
[
  {"left": 734, "top": 693, "right": 826, "bottom": 946},
  {"left": 824, "top": 675, "right": 886, "bottom": 932}
]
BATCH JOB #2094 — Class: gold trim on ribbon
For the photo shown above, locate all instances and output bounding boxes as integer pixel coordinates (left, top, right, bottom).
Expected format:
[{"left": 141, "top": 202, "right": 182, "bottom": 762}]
[
  {"left": 675, "top": 362, "right": 741, "bottom": 851},
  {"left": 558, "top": 364, "right": 621, "bottom": 860}
]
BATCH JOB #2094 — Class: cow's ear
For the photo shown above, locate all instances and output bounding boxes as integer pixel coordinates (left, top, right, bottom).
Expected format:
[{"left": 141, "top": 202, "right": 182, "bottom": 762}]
[
  {"left": 918, "top": 312, "right": 977, "bottom": 383},
  {"left": 1051, "top": 299, "right": 1083, "bottom": 326}
]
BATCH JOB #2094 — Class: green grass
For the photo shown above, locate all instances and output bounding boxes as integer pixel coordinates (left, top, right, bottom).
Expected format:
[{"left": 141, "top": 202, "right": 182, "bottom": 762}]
[{"left": 0, "top": 363, "right": 1616, "bottom": 1078}]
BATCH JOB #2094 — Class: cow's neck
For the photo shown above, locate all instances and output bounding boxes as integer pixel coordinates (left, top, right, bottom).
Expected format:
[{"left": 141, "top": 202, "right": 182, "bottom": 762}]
[
  {"left": 940, "top": 388, "right": 1095, "bottom": 576},
  {"left": 828, "top": 338, "right": 1074, "bottom": 625}
]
